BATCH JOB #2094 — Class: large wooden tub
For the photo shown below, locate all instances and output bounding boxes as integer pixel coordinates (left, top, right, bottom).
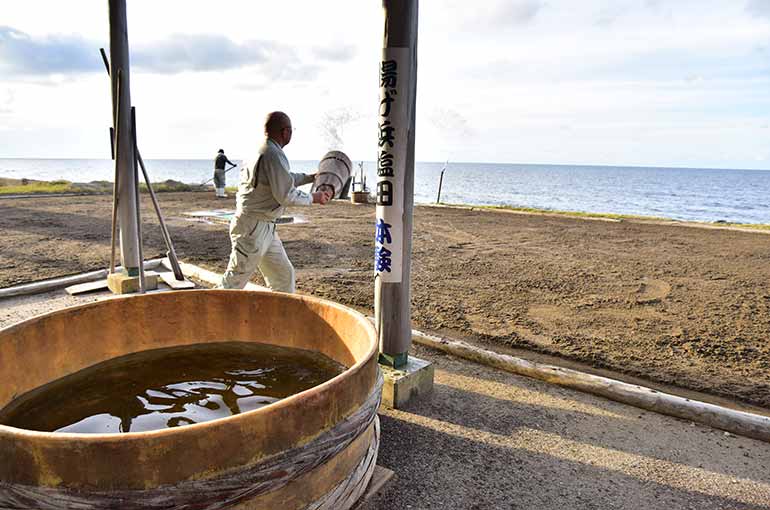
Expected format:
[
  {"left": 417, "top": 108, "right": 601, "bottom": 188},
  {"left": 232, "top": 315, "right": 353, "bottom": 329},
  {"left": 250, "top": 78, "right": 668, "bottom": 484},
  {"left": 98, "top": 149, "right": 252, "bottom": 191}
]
[{"left": 0, "top": 290, "right": 381, "bottom": 509}]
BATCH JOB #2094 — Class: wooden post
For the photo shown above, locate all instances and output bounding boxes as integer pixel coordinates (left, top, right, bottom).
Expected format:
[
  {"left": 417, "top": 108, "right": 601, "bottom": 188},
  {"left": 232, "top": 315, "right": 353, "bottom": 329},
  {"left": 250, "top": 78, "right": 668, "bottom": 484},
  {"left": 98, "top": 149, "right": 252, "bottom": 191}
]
[
  {"left": 436, "top": 164, "right": 446, "bottom": 204},
  {"left": 374, "top": 0, "right": 418, "bottom": 368},
  {"left": 100, "top": 47, "right": 185, "bottom": 282},
  {"left": 108, "top": 0, "right": 141, "bottom": 276}
]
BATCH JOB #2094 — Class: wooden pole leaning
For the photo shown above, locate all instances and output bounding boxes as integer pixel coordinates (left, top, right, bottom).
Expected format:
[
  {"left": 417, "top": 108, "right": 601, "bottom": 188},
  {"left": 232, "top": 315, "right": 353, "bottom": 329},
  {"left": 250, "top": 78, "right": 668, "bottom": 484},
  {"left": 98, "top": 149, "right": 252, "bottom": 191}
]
[
  {"left": 136, "top": 152, "right": 185, "bottom": 281},
  {"left": 375, "top": 0, "right": 419, "bottom": 369},
  {"left": 102, "top": 48, "right": 119, "bottom": 275},
  {"left": 436, "top": 165, "right": 445, "bottom": 204},
  {"left": 109, "top": 70, "right": 122, "bottom": 275},
  {"left": 131, "top": 107, "right": 146, "bottom": 293},
  {"left": 104, "top": 48, "right": 120, "bottom": 275}
]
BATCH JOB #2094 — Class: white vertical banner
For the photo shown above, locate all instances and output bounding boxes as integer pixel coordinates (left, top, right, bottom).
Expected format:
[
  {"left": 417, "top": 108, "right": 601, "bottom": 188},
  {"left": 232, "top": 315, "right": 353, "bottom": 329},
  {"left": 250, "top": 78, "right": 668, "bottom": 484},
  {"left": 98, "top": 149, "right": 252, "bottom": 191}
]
[{"left": 374, "top": 47, "right": 410, "bottom": 283}]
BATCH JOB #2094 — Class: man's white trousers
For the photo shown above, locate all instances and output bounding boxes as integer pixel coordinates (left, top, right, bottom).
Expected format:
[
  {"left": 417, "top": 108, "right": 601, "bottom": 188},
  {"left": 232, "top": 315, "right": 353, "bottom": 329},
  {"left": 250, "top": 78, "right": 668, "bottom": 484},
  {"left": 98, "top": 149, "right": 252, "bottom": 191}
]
[{"left": 220, "top": 215, "right": 295, "bottom": 293}]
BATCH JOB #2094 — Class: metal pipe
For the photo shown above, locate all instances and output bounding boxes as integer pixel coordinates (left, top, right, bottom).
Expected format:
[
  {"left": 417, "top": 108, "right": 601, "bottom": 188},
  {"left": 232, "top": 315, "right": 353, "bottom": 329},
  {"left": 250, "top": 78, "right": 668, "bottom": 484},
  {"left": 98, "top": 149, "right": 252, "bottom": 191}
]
[{"left": 0, "top": 260, "right": 165, "bottom": 300}]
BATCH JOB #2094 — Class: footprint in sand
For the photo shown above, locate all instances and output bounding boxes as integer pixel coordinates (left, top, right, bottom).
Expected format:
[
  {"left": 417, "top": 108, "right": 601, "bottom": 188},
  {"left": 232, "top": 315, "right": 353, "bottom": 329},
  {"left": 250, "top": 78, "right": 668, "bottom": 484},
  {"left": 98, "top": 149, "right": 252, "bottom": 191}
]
[{"left": 634, "top": 278, "right": 671, "bottom": 304}]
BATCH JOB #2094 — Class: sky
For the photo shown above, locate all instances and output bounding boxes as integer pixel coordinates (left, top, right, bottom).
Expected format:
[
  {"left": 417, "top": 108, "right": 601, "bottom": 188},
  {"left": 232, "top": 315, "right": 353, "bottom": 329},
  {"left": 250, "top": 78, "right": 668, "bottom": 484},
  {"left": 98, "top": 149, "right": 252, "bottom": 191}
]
[{"left": 0, "top": 0, "right": 769, "bottom": 170}]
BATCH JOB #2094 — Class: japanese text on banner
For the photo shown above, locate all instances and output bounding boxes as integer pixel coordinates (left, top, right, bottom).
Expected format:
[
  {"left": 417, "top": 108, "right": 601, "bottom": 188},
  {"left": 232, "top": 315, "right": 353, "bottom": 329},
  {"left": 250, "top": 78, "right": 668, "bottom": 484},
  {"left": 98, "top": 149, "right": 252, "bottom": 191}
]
[{"left": 374, "top": 48, "right": 409, "bottom": 283}]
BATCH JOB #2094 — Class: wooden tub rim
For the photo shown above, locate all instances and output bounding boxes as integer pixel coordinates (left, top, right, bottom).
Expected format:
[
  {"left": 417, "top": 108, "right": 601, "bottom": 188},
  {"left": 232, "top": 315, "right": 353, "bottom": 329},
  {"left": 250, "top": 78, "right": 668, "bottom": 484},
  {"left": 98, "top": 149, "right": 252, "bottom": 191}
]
[{"left": 0, "top": 289, "right": 378, "bottom": 442}]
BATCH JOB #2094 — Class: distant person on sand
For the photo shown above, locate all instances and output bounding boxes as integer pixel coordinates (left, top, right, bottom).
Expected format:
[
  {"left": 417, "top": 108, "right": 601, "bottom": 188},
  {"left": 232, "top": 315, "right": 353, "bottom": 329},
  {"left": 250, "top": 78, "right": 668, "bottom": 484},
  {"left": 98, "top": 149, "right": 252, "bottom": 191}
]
[
  {"left": 219, "top": 111, "right": 332, "bottom": 293},
  {"left": 213, "top": 149, "right": 237, "bottom": 198}
]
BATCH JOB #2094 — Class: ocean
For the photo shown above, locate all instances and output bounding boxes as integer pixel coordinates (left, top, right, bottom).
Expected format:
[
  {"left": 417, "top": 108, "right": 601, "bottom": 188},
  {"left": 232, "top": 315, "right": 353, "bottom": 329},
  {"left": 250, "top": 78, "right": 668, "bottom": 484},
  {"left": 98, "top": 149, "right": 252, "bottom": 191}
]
[{"left": 1, "top": 158, "right": 768, "bottom": 225}]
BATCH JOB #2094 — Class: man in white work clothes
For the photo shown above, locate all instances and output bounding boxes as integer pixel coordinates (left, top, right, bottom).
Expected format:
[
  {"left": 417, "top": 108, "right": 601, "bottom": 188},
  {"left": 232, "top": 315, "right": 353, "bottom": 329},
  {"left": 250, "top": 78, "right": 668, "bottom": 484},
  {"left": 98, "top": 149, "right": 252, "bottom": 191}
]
[{"left": 220, "top": 111, "right": 331, "bottom": 292}]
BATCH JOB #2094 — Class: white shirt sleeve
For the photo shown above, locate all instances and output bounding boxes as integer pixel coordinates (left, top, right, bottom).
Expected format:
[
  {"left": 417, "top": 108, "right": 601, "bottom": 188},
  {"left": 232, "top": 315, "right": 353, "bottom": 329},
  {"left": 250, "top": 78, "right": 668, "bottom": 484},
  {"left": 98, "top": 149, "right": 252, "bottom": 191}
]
[
  {"left": 263, "top": 151, "right": 313, "bottom": 206},
  {"left": 290, "top": 172, "right": 316, "bottom": 187}
]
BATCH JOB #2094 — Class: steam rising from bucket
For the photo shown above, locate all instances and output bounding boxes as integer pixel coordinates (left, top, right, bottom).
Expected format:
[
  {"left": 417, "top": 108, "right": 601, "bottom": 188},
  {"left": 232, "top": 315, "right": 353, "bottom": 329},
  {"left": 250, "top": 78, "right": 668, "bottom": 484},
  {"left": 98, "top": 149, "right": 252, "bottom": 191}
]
[
  {"left": 315, "top": 108, "right": 359, "bottom": 198},
  {"left": 319, "top": 108, "right": 360, "bottom": 151}
]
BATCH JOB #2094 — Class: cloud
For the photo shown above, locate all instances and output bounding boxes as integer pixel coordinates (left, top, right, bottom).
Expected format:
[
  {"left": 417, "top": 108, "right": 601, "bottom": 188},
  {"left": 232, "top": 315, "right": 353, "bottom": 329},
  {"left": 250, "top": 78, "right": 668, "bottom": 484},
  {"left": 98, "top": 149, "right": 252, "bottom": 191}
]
[
  {"left": 483, "top": 0, "right": 545, "bottom": 27},
  {"left": 428, "top": 108, "right": 473, "bottom": 140},
  {"left": 595, "top": 5, "right": 625, "bottom": 27},
  {"left": 434, "top": 0, "right": 544, "bottom": 31},
  {"left": 746, "top": 0, "right": 770, "bottom": 19},
  {"left": 0, "top": 26, "right": 102, "bottom": 76},
  {"left": 133, "top": 34, "right": 271, "bottom": 73},
  {"left": 0, "top": 90, "right": 14, "bottom": 114},
  {"left": 312, "top": 44, "right": 356, "bottom": 62},
  {"left": 0, "top": 26, "right": 321, "bottom": 81},
  {"left": 133, "top": 34, "right": 321, "bottom": 80}
]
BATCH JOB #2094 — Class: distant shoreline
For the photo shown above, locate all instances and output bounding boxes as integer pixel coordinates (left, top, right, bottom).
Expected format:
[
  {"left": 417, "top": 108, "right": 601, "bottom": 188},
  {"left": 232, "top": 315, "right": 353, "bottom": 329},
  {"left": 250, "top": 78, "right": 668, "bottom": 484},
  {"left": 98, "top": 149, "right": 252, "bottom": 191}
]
[
  {"left": 2, "top": 176, "right": 769, "bottom": 232},
  {"left": 430, "top": 203, "right": 770, "bottom": 233},
  {"left": 3, "top": 159, "right": 769, "bottom": 225}
]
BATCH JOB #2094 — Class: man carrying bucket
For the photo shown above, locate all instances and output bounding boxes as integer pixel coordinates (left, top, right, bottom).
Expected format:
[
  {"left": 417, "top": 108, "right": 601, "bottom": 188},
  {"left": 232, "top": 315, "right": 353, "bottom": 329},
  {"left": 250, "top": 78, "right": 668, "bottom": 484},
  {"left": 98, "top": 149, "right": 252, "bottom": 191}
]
[
  {"left": 220, "top": 112, "right": 332, "bottom": 293},
  {"left": 213, "top": 149, "right": 237, "bottom": 198}
]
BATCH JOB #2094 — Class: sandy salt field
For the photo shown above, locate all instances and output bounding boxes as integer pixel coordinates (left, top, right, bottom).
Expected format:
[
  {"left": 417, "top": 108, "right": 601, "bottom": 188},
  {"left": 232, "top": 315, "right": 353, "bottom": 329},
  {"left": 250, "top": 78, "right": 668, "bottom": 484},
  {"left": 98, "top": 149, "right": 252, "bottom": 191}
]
[
  {"left": 3, "top": 192, "right": 770, "bottom": 508},
  {"left": 1, "top": 192, "right": 770, "bottom": 413}
]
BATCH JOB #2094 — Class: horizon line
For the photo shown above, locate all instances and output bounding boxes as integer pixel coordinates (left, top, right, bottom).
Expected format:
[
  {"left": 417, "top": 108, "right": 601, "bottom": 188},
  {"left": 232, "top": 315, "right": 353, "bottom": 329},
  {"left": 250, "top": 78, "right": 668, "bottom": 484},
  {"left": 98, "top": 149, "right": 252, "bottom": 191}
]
[{"left": 0, "top": 156, "right": 768, "bottom": 173}]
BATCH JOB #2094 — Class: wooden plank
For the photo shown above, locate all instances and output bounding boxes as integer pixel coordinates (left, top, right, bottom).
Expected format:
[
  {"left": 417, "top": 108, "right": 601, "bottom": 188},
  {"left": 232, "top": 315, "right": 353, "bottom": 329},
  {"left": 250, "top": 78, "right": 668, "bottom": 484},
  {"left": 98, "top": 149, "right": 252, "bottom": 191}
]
[
  {"left": 352, "top": 466, "right": 395, "bottom": 509},
  {"left": 158, "top": 272, "right": 196, "bottom": 289},
  {"left": 66, "top": 279, "right": 109, "bottom": 296}
]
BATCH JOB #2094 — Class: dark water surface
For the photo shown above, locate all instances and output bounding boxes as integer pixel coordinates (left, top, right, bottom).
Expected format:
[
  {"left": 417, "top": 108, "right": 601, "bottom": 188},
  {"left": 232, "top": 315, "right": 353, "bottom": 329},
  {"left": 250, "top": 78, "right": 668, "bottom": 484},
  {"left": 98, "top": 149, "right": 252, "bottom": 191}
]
[{"left": 0, "top": 342, "right": 345, "bottom": 434}]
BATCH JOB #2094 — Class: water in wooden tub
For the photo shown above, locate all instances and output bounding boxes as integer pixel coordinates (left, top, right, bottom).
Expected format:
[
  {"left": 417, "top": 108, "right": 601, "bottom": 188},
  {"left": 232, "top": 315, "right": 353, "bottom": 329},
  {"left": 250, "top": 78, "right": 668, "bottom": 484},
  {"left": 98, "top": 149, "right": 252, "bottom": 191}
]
[{"left": 0, "top": 342, "right": 345, "bottom": 434}]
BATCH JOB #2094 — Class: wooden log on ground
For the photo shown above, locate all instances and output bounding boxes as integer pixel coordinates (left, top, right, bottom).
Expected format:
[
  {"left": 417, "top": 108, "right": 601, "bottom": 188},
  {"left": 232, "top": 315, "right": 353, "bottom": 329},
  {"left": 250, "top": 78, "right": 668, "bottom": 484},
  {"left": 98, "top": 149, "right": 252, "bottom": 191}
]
[
  {"left": 410, "top": 329, "right": 770, "bottom": 444},
  {"left": 0, "top": 259, "right": 163, "bottom": 300},
  {"left": 162, "top": 259, "right": 268, "bottom": 292}
]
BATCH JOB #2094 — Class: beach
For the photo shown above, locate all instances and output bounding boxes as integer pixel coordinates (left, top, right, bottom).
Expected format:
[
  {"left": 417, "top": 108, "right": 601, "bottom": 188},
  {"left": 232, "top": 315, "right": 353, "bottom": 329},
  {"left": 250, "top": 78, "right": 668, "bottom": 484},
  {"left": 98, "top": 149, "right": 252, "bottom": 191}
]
[{"left": 2, "top": 191, "right": 769, "bottom": 412}]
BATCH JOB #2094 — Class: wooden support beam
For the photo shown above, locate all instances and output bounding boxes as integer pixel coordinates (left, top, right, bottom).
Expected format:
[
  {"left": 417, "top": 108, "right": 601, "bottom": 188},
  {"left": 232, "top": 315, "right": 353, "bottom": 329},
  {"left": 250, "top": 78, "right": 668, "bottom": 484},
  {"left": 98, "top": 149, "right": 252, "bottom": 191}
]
[
  {"left": 374, "top": 0, "right": 419, "bottom": 368},
  {"left": 108, "top": 0, "right": 141, "bottom": 275}
]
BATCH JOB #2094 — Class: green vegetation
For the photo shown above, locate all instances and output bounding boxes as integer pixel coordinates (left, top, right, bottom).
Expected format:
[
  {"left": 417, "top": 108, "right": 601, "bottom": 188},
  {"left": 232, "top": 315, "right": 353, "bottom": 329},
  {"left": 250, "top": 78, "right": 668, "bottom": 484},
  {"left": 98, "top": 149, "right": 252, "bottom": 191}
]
[
  {"left": 714, "top": 222, "right": 770, "bottom": 231},
  {"left": 454, "top": 203, "right": 671, "bottom": 221},
  {"left": 439, "top": 203, "right": 770, "bottom": 231},
  {"left": 3, "top": 182, "right": 77, "bottom": 194},
  {"left": 139, "top": 180, "right": 194, "bottom": 193},
  {"left": 0, "top": 177, "right": 199, "bottom": 195}
]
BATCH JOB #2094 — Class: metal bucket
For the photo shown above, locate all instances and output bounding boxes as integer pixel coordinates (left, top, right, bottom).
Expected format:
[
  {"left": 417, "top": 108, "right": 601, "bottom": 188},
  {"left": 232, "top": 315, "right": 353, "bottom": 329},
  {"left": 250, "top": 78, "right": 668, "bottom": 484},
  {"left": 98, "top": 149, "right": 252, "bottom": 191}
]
[
  {"left": 0, "top": 290, "right": 381, "bottom": 509},
  {"left": 313, "top": 151, "right": 352, "bottom": 199}
]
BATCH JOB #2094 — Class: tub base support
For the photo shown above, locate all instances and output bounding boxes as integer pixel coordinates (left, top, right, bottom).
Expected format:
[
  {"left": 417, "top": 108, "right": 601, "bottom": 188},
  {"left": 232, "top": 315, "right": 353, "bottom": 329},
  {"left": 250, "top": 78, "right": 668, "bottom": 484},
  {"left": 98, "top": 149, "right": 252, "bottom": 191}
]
[
  {"left": 355, "top": 465, "right": 395, "bottom": 507},
  {"left": 107, "top": 271, "right": 158, "bottom": 294},
  {"left": 380, "top": 356, "right": 434, "bottom": 409}
]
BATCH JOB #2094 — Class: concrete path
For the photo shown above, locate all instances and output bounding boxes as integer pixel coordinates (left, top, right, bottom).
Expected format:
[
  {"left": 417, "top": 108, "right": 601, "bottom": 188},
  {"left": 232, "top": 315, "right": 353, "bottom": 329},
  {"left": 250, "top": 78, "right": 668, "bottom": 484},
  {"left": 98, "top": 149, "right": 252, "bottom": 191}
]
[
  {"left": 362, "top": 344, "right": 770, "bottom": 510},
  {"left": 2, "top": 292, "right": 769, "bottom": 509}
]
